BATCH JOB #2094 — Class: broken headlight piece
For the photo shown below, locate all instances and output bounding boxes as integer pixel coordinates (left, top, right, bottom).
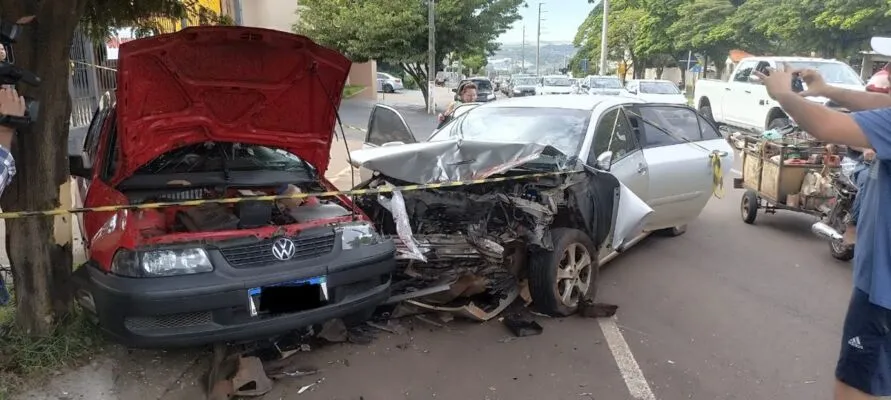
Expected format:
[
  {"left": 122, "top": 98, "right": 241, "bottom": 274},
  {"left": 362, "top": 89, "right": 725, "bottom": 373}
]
[
  {"left": 111, "top": 248, "right": 214, "bottom": 277},
  {"left": 338, "top": 222, "right": 383, "bottom": 250}
]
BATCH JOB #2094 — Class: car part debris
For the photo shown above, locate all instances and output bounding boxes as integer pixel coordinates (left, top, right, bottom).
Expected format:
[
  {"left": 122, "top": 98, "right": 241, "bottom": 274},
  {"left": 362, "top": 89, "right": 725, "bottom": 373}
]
[
  {"left": 298, "top": 377, "right": 326, "bottom": 394},
  {"left": 578, "top": 300, "right": 619, "bottom": 318},
  {"left": 231, "top": 356, "right": 273, "bottom": 397},
  {"left": 318, "top": 318, "right": 349, "bottom": 343},
  {"left": 406, "top": 285, "right": 519, "bottom": 322},
  {"left": 503, "top": 315, "right": 544, "bottom": 337}
]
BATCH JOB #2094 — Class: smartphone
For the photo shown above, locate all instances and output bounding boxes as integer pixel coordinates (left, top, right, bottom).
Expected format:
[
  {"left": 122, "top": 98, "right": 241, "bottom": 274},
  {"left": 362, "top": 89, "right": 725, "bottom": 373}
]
[{"left": 756, "top": 61, "right": 804, "bottom": 92}]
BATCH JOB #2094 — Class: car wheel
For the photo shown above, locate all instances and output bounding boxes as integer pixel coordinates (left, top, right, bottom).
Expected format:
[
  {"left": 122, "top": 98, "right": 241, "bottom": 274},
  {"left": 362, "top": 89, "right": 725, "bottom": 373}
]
[
  {"left": 741, "top": 190, "right": 759, "bottom": 224},
  {"left": 383, "top": 84, "right": 394, "bottom": 94},
  {"left": 655, "top": 224, "right": 687, "bottom": 237},
  {"left": 529, "top": 228, "right": 599, "bottom": 317},
  {"left": 768, "top": 117, "right": 791, "bottom": 130},
  {"left": 699, "top": 105, "right": 715, "bottom": 124}
]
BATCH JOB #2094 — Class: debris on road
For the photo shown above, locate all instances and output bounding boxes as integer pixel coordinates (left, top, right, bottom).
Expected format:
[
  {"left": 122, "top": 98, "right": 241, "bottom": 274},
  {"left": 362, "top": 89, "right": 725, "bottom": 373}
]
[
  {"left": 231, "top": 356, "right": 273, "bottom": 397},
  {"left": 503, "top": 314, "right": 544, "bottom": 337},
  {"left": 578, "top": 300, "right": 619, "bottom": 318},
  {"left": 297, "top": 377, "right": 326, "bottom": 394}
]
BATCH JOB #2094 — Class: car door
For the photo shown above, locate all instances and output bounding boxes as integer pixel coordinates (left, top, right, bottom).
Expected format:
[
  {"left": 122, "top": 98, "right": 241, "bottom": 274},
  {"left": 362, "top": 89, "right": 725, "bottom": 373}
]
[
  {"left": 726, "top": 60, "right": 758, "bottom": 125},
  {"left": 588, "top": 107, "right": 649, "bottom": 201},
  {"left": 628, "top": 104, "right": 733, "bottom": 230},
  {"left": 356, "top": 105, "right": 418, "bottom": 181}
]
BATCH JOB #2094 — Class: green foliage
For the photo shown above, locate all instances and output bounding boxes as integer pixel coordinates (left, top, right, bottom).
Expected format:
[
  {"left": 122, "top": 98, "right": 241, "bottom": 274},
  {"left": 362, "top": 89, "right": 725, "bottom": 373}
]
[
  {"left": 572, "top": 0, "right": 891, "bottom": 75},
  {"left": 295, "top": 0, "right": 524, "bottom": 105}
]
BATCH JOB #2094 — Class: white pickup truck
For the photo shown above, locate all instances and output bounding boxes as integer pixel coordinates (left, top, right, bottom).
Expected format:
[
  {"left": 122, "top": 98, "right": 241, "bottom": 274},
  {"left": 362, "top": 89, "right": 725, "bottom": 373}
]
[{"left": 694, "top": 56, "right": 865, "bottom": 132}]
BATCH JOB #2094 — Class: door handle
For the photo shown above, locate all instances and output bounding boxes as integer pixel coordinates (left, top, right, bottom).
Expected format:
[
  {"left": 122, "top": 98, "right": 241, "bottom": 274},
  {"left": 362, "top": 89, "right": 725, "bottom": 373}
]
[
  {"left": 637, "top": 163, "right": 648, "bottom": 174},
  {"left": 744, "top": 90, "right": 751, "bottom": 94},
  {"left": 724, "top": 87, "right": 731, "bottom": 91}
]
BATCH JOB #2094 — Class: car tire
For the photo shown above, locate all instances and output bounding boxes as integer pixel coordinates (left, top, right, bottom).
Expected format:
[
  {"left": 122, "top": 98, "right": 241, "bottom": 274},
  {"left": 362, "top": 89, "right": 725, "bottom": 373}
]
[
  {"left": 767, "top": 117, "right": 791, "bottom": 130},
  {"left": 383, "top": 84, "right": 394, "bottom": 94},
  {"left": 655, "top": 224, "right": 687, "bottom": 237},
  {"left": 529, "top": 228, "right": 599, "bottom": 317},
  {"left": 700, "top": 105, "right": 715, "bottom": 125},
  {"left": 741, "top": 190, "right": 759, "bottom": 224}
]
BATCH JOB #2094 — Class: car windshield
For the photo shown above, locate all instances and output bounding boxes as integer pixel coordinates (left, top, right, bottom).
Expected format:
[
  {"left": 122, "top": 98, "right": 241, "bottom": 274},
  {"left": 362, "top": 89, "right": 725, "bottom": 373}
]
[
  {"left": 135, "top": 143, "right": 312, "bottom": 175},
  {"left": 434, "top": 106, "right": 590, "bottom": 155},
  {"left": 472, "top": 79, "right": 493, "bottom": 91},
  {"left": 514, "top": 78, "right": 538, "bottom": 86},
  {"left": 785, "top": 61, "right": 863, "bottom": 85},
  {"left": 591, "top": 78, "right": 623, "bottom": 89},
  {"left": 640, "top": 81, "right": 681, "bottom": 94},
  {"left": 543, "top": 77, "right": 572, "bottom": 86}
]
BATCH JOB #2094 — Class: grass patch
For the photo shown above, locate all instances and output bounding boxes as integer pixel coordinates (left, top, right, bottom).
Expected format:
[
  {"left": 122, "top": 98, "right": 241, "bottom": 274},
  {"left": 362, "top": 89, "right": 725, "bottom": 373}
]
[
  {"left": 343, "top": 84, "right": 366, "bottom": 99},
  {"left": 0, "top": 307, "right": 103, "bottom": 399}
]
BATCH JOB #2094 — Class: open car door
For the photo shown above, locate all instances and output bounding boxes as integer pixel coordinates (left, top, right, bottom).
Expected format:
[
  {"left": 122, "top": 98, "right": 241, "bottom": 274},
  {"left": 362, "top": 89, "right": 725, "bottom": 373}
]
[{"left": 356, "top": 105, "right": 418, "bottom": 181}]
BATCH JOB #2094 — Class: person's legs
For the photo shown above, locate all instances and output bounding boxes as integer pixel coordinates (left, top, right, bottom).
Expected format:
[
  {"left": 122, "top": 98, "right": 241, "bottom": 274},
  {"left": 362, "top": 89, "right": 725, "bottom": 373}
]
[{"left": 835, "top": 289, "right": 891, "bottom": 399}]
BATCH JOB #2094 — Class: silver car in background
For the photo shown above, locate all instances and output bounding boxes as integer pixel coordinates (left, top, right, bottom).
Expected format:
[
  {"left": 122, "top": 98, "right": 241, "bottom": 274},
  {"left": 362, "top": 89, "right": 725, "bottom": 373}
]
[
  {"left": 580, "top": 75, "right": 630, "bottom": 96},
  {"left": 377, "top": 72, "right": 404, "bottom": 93}
]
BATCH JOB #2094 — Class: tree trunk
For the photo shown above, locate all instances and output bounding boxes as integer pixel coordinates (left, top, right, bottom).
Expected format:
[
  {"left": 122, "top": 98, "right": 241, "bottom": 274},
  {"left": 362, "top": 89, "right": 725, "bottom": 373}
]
[
  {"left": 400, "top": 62, "right": 430, "bottom": 109},
  {"left": 0, "top": 1, "right": 86, "bottom": 335}
]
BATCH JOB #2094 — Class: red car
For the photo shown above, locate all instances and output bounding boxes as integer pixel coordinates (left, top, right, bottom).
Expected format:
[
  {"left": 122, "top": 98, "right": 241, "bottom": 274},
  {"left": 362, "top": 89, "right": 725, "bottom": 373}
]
[{"left": 69, "top": 26, "right": 396, "bottom": 348}]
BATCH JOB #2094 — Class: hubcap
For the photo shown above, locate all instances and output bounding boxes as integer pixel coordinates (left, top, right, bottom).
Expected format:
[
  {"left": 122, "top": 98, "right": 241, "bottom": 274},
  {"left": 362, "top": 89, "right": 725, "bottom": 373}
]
[
  {"left": 741, "top": 197, "right": 750, "bottom": 217},
  {"left": 556, "top": 243, "right": 593, "bottom": 308},
  {"left": 831, "top": 210, "right": 852, "bottom": 253}
]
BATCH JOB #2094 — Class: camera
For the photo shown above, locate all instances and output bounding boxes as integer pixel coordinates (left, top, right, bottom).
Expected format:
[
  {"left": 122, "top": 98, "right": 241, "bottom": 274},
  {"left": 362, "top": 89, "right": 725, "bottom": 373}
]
[{"left": 0, "top": 16, "right": 40, "bottom": 130}]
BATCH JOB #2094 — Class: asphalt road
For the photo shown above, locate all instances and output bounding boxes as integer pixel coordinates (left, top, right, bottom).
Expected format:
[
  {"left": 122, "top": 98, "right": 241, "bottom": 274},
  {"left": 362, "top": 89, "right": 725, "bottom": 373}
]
[{"left": 285, "top": 96, "right": 854, "bottom": 400}]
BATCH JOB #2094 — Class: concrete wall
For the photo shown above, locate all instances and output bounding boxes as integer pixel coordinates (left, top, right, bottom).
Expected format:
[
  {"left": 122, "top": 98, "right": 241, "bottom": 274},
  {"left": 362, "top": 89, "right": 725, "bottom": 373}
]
[
  {"left": 348, "top": 62, "right": 378, "bottom": 100},
  {"left": 240, "top": 0, "right": 301, "bottom": 32}
]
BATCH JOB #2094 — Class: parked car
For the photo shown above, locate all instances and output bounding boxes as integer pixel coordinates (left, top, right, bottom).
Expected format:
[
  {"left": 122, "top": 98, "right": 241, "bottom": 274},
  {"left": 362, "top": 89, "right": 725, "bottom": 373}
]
[
  {"left": 694, "top": 56, "right": 864, "bottom": 131},
  {"left": 68, "top": 26, "right": 396, "bottom": 348},
  {"left": 624, "top": 79, "right": 688, "bottom": 105},
  {"left": 536, "top": 75, "right": 575, "bottom": 95},
  {"left": 508, "top": 76, "right": 539, "bottom": 97},
  {"left": 377, "top": 72, "right": 404, "bottom": 93},
  {"left": 349, "top": 96, "right": 733, "bottom": 317},
  {"left": 453, "top": 77, "right": 497, "bottom": 102},
  {"left": 580, "top": 75, "right": 630, "bottom": 96}
]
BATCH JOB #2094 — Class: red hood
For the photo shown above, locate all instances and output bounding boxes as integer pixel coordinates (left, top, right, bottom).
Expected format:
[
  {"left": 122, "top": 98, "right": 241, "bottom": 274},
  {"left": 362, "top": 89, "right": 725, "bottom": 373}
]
[{"left": 113, "top": 26, "right": 351, "bottom": 182}]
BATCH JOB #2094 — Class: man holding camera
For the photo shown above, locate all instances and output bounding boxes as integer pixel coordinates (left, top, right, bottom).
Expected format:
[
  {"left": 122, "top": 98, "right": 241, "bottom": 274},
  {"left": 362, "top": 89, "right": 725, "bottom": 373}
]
[
  {"left": 754, "top": 37, "right": 891, "bottom": 400},
  {"left": 0, "top": 86, "right": 27, "bottom": 306}
]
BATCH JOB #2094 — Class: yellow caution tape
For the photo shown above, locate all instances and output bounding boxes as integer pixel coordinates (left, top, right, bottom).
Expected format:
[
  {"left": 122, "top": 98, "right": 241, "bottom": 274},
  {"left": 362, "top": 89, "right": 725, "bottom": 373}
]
[{"left": 0, "top": 171, "right": 578, "bottom": 220}]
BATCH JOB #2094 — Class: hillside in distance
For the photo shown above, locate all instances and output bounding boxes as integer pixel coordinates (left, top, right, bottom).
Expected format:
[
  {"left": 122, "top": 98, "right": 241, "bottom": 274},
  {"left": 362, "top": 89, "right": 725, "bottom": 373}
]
[{"left": 491, "top": 42, "right": 577, "bottom": 71}]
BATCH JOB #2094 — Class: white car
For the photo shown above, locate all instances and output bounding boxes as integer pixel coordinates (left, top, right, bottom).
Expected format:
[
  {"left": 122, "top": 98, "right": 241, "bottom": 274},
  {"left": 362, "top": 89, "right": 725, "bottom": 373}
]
[
  {"left": 536, "top": 75, "right": 575, "bottom": 95},
  {"left": 625, "top": 79, "right": 688, "bottom": 105},
  {"left": 580, "top": 75, "right": 630, "bottom": 96},
  {"left": 349, "top": 96, "right": 733, "bottom": 315},
  {"left": 377, "top": 72, "right": 404, "bottom": 93}
]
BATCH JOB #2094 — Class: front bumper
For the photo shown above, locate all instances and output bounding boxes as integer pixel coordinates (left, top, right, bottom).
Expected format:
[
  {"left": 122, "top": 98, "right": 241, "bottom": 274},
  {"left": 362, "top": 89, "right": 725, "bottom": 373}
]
[{"left": 73, "top": 232, "right": 396, "bottom": 348}]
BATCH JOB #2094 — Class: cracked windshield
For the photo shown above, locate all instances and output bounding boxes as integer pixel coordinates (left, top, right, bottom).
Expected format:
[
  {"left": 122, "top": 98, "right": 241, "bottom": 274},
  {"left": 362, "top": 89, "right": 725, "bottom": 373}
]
[{"left": 3, "top": 0, "right": 886, "bottom": 399}]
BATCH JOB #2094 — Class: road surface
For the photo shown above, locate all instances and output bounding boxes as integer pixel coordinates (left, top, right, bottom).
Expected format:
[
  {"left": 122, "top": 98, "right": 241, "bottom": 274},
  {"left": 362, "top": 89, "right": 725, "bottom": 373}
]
[{"left": 276, "top": 97, "right": 853, "bottom": 400}]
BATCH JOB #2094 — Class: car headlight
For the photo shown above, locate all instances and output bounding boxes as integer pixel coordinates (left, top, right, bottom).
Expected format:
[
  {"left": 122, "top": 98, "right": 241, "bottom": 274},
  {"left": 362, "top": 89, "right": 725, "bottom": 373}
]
[
  {"left": 112, "top": 248, "right": 213, "bottom": 277},
  {"left": 338, "top": 222, "right": 382, "bottom": 250},
  {"left": 513, "top": 89, "right": 521, "bottom": 93}
]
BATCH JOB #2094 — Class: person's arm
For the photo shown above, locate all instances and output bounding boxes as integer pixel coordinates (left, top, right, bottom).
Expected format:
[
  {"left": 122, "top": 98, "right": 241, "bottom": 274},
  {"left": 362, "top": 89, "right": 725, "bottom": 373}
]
[{"left": 821, "top": 85, "right": 891, "bottom": 111}]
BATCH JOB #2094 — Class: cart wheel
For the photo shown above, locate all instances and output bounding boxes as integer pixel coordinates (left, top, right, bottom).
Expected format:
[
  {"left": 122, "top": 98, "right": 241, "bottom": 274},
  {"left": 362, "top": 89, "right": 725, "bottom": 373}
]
[
  {"left": 827, "top": 204, "right": 855, "bottom": 261},
  {"left": 741, "top": 190, "right": 759, "bottom": 224}
]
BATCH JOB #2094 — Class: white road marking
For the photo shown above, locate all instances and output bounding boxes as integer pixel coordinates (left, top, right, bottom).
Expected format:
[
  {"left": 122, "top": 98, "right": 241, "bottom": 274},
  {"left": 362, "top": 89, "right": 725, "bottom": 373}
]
[
  {"left": 731, "top": 168, "right": 741, "bottom": 175},
  {"left": 599, "top": 317, "right": 657, "bottom": 400}
]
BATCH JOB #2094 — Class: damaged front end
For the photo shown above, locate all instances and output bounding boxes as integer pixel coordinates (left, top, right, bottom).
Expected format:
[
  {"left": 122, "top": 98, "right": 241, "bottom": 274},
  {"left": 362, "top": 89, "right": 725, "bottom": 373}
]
[{"left": 352, "top": 139, "right": 625, "bottom": 320}]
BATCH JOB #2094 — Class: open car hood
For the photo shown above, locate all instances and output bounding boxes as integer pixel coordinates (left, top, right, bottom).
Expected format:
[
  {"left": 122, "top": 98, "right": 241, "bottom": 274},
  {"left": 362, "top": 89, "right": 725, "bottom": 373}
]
[
  {"left": 114, "top": 26, "right": 351, "bottom": 181},
  {"left": 350, "top": 139, "right": 569, "bottom": 184}
]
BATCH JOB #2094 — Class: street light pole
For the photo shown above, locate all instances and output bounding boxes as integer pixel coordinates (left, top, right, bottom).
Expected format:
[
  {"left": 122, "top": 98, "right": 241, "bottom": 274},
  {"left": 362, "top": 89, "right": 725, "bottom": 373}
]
[
  {"left": 521, "top": 24, "right": 525, "bottom": 73},
  {"left": 427, "top": 0, "right": 436, "bottom": 114},
  {"left": 599, "top": 0, "right": 609, "bottom": 75},
  {"left": 536, "top": 2, "right": 543, "bottom": 76}
]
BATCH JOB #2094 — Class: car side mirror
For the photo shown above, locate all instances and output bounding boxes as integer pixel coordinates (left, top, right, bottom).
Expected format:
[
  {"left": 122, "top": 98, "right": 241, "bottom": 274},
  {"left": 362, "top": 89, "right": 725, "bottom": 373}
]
[
  {"left": 451, "top": 88, "right": 457, "bottom": 93},
  {"left": 628, "top": 89, "right": 637, "bottom": 95},
  {"left": 748, "top": 75, "right": 763, "bottom": 84},
  {"left": 595, "top": 151, "right": 613, "bottom": 171},
  {"left": 581, "top": 85, "right": 589, "bottom": 89},
  {"left": 69, "top": 155, "right": 91, "bottom": 178}
]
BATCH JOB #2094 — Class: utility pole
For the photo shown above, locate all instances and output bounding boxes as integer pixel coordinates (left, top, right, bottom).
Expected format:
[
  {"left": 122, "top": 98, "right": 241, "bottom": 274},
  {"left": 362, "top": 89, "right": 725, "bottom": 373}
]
[
  {"left": 521, "top": 24, "right": 525, "bottom": 73},
  {"left": 536, "top": 3, "right": 544, "bottom": 76},
  {"left": 427, "top": 0, "right": 436, "bottom": 114},
  {"left": 599, "top": 0, "right": 609, "bottom": 75}
]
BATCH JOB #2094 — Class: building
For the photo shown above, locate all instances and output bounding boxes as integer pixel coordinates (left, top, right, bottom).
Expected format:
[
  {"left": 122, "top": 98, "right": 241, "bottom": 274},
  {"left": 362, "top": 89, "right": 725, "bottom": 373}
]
[{"left": 234, "top": 0, "right": 378, "bottom": 100}]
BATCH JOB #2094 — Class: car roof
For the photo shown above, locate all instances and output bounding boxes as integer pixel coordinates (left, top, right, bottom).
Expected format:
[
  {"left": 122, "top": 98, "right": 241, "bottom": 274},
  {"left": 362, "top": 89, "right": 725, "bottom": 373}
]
[
  {"left": 468, "top": 76, "right": 490, "bottom": 81},
  {"left": 628, "top": 79, "right": 674, "bottom": 83},
  {"left": 476, "top": 94, "right": 644, "bottom": 110},
  {"left": 739, "top": 56, "right": 843, "bottom": 63}
]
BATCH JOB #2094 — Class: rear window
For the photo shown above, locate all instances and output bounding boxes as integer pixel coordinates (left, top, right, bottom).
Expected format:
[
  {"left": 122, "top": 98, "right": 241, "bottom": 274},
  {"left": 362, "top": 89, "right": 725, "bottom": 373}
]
[
  {"left": 640, "top": 81, "right": 680, "bottom": 95},
  {"left": 472, "top": 79, "right": 493, "bottom": 91}
]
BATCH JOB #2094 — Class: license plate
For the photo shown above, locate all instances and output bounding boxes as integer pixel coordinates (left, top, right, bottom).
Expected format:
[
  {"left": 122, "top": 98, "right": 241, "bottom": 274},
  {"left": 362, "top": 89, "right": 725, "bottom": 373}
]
[{"left": 248, "top": 276, "right": 328, "bottom": 317}]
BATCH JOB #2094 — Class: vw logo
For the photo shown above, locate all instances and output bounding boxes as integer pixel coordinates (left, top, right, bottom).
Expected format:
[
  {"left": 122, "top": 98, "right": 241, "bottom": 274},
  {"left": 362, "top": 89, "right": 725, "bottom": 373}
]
[{"left": 271, "top": 238, "right": 297, "bottom": 261}]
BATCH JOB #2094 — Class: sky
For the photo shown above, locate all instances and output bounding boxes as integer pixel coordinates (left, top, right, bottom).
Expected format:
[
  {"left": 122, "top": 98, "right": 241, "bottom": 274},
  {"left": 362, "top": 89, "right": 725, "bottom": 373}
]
[{"left": 498, "top": 0, "right": 596, "bottom": 44}]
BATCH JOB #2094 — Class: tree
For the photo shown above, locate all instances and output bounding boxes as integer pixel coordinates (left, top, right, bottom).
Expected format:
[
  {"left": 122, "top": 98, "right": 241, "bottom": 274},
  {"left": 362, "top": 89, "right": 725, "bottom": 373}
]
[
  {"left": 460, "top": 51, "right": 488, "bottom": 77},
  {"left": 666, "top": 0, "right": 740, "bottom": 78},
  {"left": 570, "top": 0, "right": 647, "bottom": 79},
  {"left": 295, "top": 0, "right": 524, "bottom": 108},
  {"left": 0, "top": 0, "right": 221, "bottom": 336}
]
